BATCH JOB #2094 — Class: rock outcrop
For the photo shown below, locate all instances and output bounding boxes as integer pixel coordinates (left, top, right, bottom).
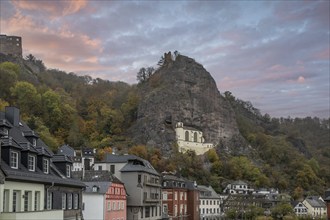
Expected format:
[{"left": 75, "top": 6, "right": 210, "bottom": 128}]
[{"left": 128, "top": 52, "right": 247, "bottom": 154}]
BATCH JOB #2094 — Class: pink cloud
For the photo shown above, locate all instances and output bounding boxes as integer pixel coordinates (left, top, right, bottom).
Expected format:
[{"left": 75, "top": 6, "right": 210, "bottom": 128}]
[
  {"left": 11, "top": 0, "right": 87, "bottom": 17},
  {"left": 313, "top": 48, "right": 330, "bottom": 60}
]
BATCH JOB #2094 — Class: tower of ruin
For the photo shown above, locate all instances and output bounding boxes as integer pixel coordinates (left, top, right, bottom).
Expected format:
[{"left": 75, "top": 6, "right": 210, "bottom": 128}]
[{"left": 0, "top": 34, "right": 22, "bottom": 57}]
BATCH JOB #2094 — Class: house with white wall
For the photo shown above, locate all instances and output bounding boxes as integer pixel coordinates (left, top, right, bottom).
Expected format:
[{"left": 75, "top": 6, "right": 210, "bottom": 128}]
[
  {"left": 198, "top": 185, "right": 221, "bottom": 219},
  {"left": 0, "top": 106, "right": 85, "bottom": 220},
  {"left": 302, "top": 196, "right": 327, "bottom": 218}
]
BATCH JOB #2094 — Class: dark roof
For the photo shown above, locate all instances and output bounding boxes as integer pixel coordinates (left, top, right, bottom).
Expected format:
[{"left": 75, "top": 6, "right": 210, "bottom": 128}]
[
  {"left": 84, "top": 181, "right": 112, "bottom": 194},
  {"left": 58, "top": 145, "right": 75, "bottom": 157},
  {"left": 72, "top": 170, "right": 122, "bottom": 184},
  {"left": 1, "top": 159, "right": 85, "bottom": 187},
  {"left": 52, "top": 154, "right": 73, "bottom": 163},
  {"left": 305, "top": 196, "right": 326, "bottom": 208},
  {"left": 120, "top": 157, "right": 159, "bottom": 176},
  {"left": 198, "top": 185, "right": 221, "bottom": 199}
]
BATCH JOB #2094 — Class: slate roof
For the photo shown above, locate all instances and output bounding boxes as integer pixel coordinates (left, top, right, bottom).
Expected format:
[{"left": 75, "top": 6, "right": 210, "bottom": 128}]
[
  {"left": 58, "top": 144, "right": 75, "bottom": 157},
  {"left": 305, "top": 196, "right": 326, "bottom": 208},
  {"left": 231, "top": 180, "right": 248, "bottom": 185},
  {"left": 120, "top": 157, "right": 159, "bottom": 176},
  {"left": 52, "top": 154, "right": 73, "bottom": 163},
  {"left": 72, "top": 170, "right": 122, "bottom": 184},
  {"left": 198, "top": 185, "right": 221, "bottom": 199},
  {"left": 84, "top": 181, "right": 112, "bottom": 194}
]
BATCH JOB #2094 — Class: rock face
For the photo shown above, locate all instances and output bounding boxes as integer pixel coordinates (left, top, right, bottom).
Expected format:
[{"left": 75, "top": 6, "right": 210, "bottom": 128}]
[{"left": 129, "top": 53, "right": 246, "bottom": 154}]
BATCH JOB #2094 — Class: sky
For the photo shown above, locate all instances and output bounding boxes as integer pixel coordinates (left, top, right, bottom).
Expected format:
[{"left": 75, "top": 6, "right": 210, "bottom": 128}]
[{"left": 0, "top": 0, "right": 329, "bottom": 118}]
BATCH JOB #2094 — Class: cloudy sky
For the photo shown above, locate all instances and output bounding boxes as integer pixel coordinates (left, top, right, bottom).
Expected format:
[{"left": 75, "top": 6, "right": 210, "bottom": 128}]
[{"left": 1, "top": 0, "right": 329, "bottom": 118}]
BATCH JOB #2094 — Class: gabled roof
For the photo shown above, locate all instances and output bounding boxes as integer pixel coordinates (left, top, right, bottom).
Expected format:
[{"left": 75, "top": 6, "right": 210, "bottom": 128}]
[
  {"left": 198, "top": 185, "right": 221, "bottom": 199},
  {"left": 120, "top": 157, "right": 159, "bottom": 176},
  {"left": 58, "top": 144, "right": 75, "bottom": 157},
  {"left": 304, "top": 196, "right": 326, "bottom": 208}
]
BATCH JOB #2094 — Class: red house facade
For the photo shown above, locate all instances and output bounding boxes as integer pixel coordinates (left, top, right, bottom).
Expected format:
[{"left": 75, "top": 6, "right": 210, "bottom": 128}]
[{"left": 161, "top": 173, "right": 199, "bottom": 220}]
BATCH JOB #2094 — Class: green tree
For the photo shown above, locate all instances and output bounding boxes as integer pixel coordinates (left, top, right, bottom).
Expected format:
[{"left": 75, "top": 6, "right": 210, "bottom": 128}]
[
  {"left": 0, "top": 62, "right": 19, "bottom": 99},
  {"left": 10, "top": 81, "right": 41, "bottom": 115}
]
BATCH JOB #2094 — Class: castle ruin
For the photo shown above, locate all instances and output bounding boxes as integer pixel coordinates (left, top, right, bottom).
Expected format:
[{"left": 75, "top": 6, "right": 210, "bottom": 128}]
[{"left": 0, "top": 34, "right": 22, "bottom": 57}]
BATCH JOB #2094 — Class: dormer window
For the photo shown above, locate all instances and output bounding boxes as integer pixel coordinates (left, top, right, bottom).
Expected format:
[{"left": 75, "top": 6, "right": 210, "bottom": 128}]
[
  {"left": 10, "top": 151, "right": 18, "bottom": 169},
  {"left": 32, "top": 138, "right": 37, "bottom": 147},
  {"left": 92, "top": 186, "right": 98, "bottom": 192},
  {"left": 28, "top": 155, "right": 35, "bottom": 171},
  {"left": 43, "top": 159, "right": 49, "bottom": 174},
  {"left": 1, "top": 127, "right": 8, "bottom": 136},
  {"left": 66, "top": 165, "right": 71, "bottom": 178}
]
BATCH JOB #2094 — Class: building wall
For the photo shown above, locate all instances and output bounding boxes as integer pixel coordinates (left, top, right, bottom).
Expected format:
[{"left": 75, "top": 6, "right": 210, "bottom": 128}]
[
  {"left": 162, "top": 188, "right": 188, "bottom": 219},
  {"left": 83, "top": 193, "right": 104, "bottom": 220},
  {"left": 0, "top": 209, "right": 64, "bottom": 220},
  {"left": 187, "top": 190, "right": 199, "bottom": 220},
  {"left": 0, "top": 35, "right": 22, "bottom": 57},
  {"left": 121, "top": 172, "right": 162, "bottom": 220},
  {"left": 105, "top": 183, "right": 127, "bottom": 220},
  {"left": 1, "top": 180, "right": 45, "bottom": 212},
  {"left": 199, "top": 198, "right": 221, "bottom": 218}
]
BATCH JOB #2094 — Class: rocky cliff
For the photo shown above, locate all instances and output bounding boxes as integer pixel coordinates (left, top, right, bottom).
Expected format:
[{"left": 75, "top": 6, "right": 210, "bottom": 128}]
[{"left": 128, "top": 52, "right": 247, "bottom": 155}]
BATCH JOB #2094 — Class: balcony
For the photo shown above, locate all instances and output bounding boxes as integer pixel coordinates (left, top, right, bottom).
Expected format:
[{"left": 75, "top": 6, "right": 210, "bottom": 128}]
[
  {"left": 0, "top": 209, "right": 64, "bottom": 220},
  {"left": 145, "top": 180, "right": 162, "bottom": 187}
]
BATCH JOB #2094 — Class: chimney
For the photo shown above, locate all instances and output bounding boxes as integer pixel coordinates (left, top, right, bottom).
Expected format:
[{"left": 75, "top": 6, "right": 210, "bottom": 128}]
[{"left": 5, "top": 106, "right": 20, "bottom": 126}]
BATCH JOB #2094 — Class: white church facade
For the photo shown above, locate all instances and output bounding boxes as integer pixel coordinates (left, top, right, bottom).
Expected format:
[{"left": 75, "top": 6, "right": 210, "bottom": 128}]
[{"left": 175, "top": 122, "right": 214, "bottom": 155}]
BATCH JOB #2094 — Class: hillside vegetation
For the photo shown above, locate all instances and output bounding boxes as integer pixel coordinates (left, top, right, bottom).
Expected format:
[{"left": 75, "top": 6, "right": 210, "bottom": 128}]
[{"left": 0, "top": 54, "right": 329, "bottom": 197}]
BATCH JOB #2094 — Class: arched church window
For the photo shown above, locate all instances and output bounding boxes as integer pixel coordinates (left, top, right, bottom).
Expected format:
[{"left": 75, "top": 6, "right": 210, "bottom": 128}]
[
  {"left": 194, "top": 132, "right": 197, "bottom": 142},
  {"left": 185, "top": 131, "right": 189, "bottom": 141}
]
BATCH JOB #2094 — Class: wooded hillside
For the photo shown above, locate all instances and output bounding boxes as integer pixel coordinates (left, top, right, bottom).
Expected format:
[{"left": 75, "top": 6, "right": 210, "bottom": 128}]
[{"left": 0, "top": 54, "right": 329, "bottom": 196}]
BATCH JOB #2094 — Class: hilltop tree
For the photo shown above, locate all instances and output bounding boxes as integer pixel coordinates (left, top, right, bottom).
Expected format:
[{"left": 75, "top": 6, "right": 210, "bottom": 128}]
[{"left": 136, "top": 66, "right": 154, "bottom": 83}]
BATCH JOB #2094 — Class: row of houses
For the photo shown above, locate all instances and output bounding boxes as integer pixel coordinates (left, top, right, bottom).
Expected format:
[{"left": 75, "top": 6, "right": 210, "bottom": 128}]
[
  {"left": 0, "top": 106, "right": 221, "bottom": 220},
  {"left": 222, "top": 180, "right": 329, "bottom": 219}
]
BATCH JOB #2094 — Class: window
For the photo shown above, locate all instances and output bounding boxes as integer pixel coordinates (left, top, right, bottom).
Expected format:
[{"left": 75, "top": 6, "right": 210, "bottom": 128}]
[
  {"left": 110, "top": 165, "right": 115, "bottom": 174},
  {"left": 1, "top": 127, "right": 8, "bottom": 136},
  {"left": 98, "top": 165, "right": 102, "bottom": 170},
  {"left": 74, "top": 194, "right": 79, "bottom": 209},
  {"left": 62, "top": 193, "right": 67, "bottom": 210},
  {"left": 107, "top": 201, "right": 111, "bottom": 211},
  {"left": 24, "top": 191, "right": 32, "bottom": 211},
  {"left": 138, "top": 174, "right": 141, "bottom": 184},
  {"left": 10, "top": 151, "right": 18, "bottom": 169},
  {"left": 43, "top": 159, "right": 49, "bottom": 174},
  {"left": 3, "top": 189, "right": 9, "bottom": 212},
  {"left": 28, "top": 155, "right": 35, "bottom": 171},
  {"left": 185, "top": 131, "right": 189, "bottom": 141},
  {"left": 66, "top": 165, "right": 71, "bottom": 177},
  {"left": 194, "top": 132, "right": 197, "bottom": 142},
  {"left": 12, "top": 191, "right": 20, "bottom": 212},
  {"left": 174, "top": 205, "right": 177, "bottom": 216},
  {"left": 163, "top": 192, "right": 168, "bottom": 200},
  {"left": 47, "top": 192, "right": 53, "bottom": 210},
  {"left": 121, "top": 201, "right": 124, "bottom": 209},
  {"left": 92, "top": 186, "right": 98, "bottom": 192},
  {"left": 32, "top": 138, "right": 37, "bottom": 147},
  {"left": 145, "top": 206, "right": 150, "bottom": 217},
  {"left": 113, "top": 201, "right": 116, "bottom": 210},
  {"left": 35, "top": 191, "right": 40, "bottom": 211},
  {"left": 68, "top": 193, "right": 72, "bottom": 209},
  {"left": 175, "top": 192, "right": 177, "bottom": 200}
]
